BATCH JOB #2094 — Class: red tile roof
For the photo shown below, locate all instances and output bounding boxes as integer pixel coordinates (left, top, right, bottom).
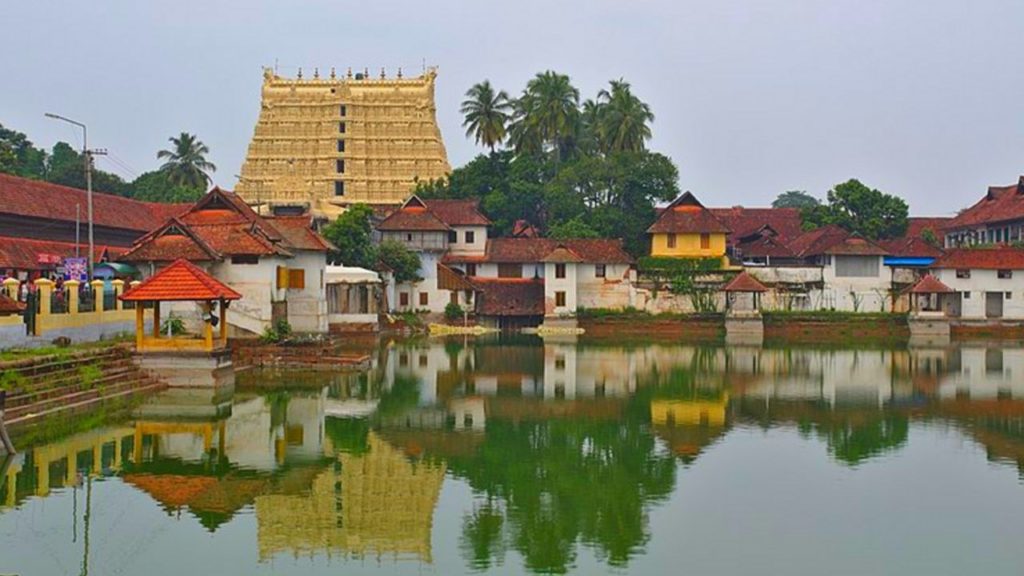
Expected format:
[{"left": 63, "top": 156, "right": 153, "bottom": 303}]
[
  {"left": 422, "top": 199, "right": 491, "bottom": 226},
  {"left": 736, "top": 235, "right": 796, "bottom": 259},
  {"left": 264, "top": 215, "right": 332, "bottom": 251},
  {"left": 0, "top": 293, "right": 25, "bottom": 314},
  {"left": 511, "top": 220, "right": 540, "bottom": 238},
  {"left": 723, "top": 271, "right": 768, "bottom": 292},
  {"left": 786, "top": 225, "right": 887, "bottom": 257},
  {"left": 877, "top": 236, "right": 944, "bottom": 259},
  {"left": 908, "top": 274, "right": 954, "bottom": 294},
  {"left": 485, "top": 238, "right": 633, "bottom": 264},
  {"left": 120, "top": 259, "right": 241, "bottom": 302},
  {"left": 710, "top": 207, "right": 803, "bottom": 242},
  {"left": 648, "top": 192, "right": 731, "bottom": 234},
  {"left": 0, "top": 236, "right": 125, "bottom": 270},
  {"left": 931, "top": 247, "right": 1024, "bottom": 270},
  {"left": 377, "top": 206, "right": 450, "bottom": 232},
  {"left": 947, "top": 176, "right": 1024, "bottom": 230},
  {"left": 907, "top": 217, "right": 952, "bottom": 242},
  {"left": 540, "top": 246, "right": 584, "bottom": 264},
  {"left": 0, "top": 173, "right": 189, "bottom": 232},
  {"left": 473, "top": 278, "right": 545, "bottom": 317}
]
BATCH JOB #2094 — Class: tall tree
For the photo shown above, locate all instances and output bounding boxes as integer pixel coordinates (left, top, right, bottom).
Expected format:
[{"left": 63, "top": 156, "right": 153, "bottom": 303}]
[
  {"left": 320, "top": 204, "right": 378, "bottom": 268},
  {"left": 46, "top": 142, "right": 129, "bottom": 196},
  {"left": 509, "top": 71, "right": 581, "bottom": 161},
  {"left": 130, "top": 170, "right": 204, "bottom": 203},
  {"left": 772, "top": 190, "right": 820, "bottom": 209},
  {"left": 593, "top": 79, "right": 654, "bottom": 154},
  {"left": 802, "top": 179, "right": 909, "bottom": 239},
  {"left": 157, "top": 132, "right": 216, "bottom": 189},
  {"left": 0, "top": 124, "right": 47, "bottom": 178},
  {"left": 460, "top": 80, "right": 512, "bottom": 152}
]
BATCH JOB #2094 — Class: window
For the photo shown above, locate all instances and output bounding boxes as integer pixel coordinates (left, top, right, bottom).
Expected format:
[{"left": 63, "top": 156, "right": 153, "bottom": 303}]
[
  {"left": 465, "top": 263, "right": 477, "bottom": 276},
  {"left": 337, "top": 139, "right": 345, "bottom": 152},
  {"left": 555, "top": 356, "right": 565, "bottom": 370},
  {"left": 448, "top": 230, "right": 458, "bottom": 243},
  {"left": 465, "top": 230, "right": 475, "bottom": 244},
  {"left": 231, "top": 255, "right": 258, "bottom": 265},
  {"left": 595, "top": 264, "right": 606, "bottom": 278},
  {"left": 555, "top": 291, "right": 566, "bottom": 307},
  {"left": 399, "top": 353, "right": 409, "bottom": 367},
  {"left": 998, "top": 269, "right": 1013, "bottom": 279},
  {"left": 419, "top": 354, "right": 428, "bottom": 367},
  {"left": 700, "top": 233, "right": 710, "bottom": 249},
  {"left": 834, "top": 256, "right": 879, "bottom": 278},
  {"left": 288, "top": 269, "right": 305, "bottom": 290},
  {"left": 667, "top": 234, "right": 677, "bottom": 249},
  {"left": 956, "top": 269, "right": 971, "bottom": 279},
  {"left": 338, "top": 122, "right": 346, "bottom": 133},
  {"left": 399, "top": 292, "right": 409, "bottom": 306},
  {"left": 334, "top": 181, "right": 345, "bottom": 196},
  {"left": 449, "top": 291, "right": 458, "bottom": 305},
  {"left": 336, "top": 159, "right": 345, "bottom": 173},
  {"left": 498, "top": 263, "right": 522, "bottom": 278},
  {"left": 419, "top": 292, "right": 429, "bottom": 306},
  {"left": 555, "top": 263, "right": 566, "bottom": 279},
  {"left": 1006, "top": 291, "right": 1013, "bottom": 300},
  {"left": 963, "top": 291, "right": 971, "bottom": 299},
  {"left": 339, "top": 105, "right": 347, "bottom": 117},
  {"left": 406, "top": 233, "right": 413, "bottom": 242}
]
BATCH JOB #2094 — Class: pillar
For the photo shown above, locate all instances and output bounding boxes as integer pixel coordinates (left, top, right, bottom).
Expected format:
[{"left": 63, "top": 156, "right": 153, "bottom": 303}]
[
  {"left": 34, "top": 278, "right": 54, "bottom": 316},
  {"left": 111, "top": 279, "right": 125, "bottom": 310},
  {"left": 91, "top": 279, "right": 105, "bottom": 313},
  {"left": 152, "top": 301, "right": 161, "bottom": 338},
  {"left": 64, "top": 280, "right": 80, "bottom": 314},
  {"left": 135, "top": 305, "right": 145, "bottom": 351},
  {"left": 219, "top": 301, "right": 228, "bottom": 344},
  {"left": 2, "top": 277, "right": 18, "bottom": 300},
  {"left": 204, "top": 319, "right": 213, "bottom": 351}
]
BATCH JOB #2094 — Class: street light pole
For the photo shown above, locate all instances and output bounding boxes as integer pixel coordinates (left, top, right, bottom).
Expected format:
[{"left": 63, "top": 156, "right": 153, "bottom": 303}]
[{"left": 45, "top": 113, "right": 101, "bottom": 279}]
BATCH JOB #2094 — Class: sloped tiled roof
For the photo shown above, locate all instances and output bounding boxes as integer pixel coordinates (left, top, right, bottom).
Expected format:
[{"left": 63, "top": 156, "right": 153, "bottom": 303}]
[
  {"left": 648, "top": 192, "right": 731, "bottom": 234},
  {"left": 947, "top": 177, "right": 1024, "bottom": 230},
  {"left": 736, "top": 235, "right": 796, "bottom": 259},
  {"left": 0, "top": 173, "right": 188, "bottom": 231},
  {"left": 786, "top": 225, "right": 887, "bottom": 257},
  {"left": 264, "top": 215, "right": 332, "bottom": 251},
  {"left": 0, "top": 236, "right": 125, "bottom": 270},
  {"left": 120, "top": 259, "right": 242, "bottom": 301},
  {"left": 723, "top": 271, "right": 768, "bottom": 292},
  {"left": 908, "top": 274, "right": 954, "bottom": 294},
  {"left": 377, "top": 206, "right": 450, "bottom": 232},
  {"left": 511, "top": 220, "right": 540, "bottom": 238},
  {"left": 878, "top": 236, "right": 944, "bottom": 259},
  {"left": 907, "top": 217, "right": 952, "bottom": 241},
  {"left": 540, "top": 245, "right": 584, "bottom": 264},
  {"left": 0, "top": 292, "right": 25, "bottom": 314},
  {"left": 710, "top": 207, "right": 803, "bottom": 242},
  {"left": 473, "top": 278, "right": 545, "bottom": 317},
  {"left": 422, "top": 199, "right": 491, "bottom": 226},
  {"left": 931, "top": 247, "right": 1024, "bottom": 270},
  {"left": 485, "top": 238, "right": 633, "bottom": 264}
]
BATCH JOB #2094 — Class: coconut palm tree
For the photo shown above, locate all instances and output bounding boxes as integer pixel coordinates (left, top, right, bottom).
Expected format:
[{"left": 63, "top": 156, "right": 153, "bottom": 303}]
[
  {"left": 594, "top": 80, "right": 654, "bottom": 154},
  {"left": 509, "top": 71, "right": 580, "bottom": 161},
  {"left": 461, "top": 80, "right": 512, "bottom": 152},
  {"left": 157, "top": 132, "right": 216, "bottom": 188}
]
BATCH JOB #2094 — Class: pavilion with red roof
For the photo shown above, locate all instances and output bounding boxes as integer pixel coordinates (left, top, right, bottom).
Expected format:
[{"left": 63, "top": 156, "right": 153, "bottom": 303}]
[
  {"left": 120, "top": 259, "right": 242, "bottom": 353},
  {"left": 723, "top": 271, "right": 768, "bottom": 313}
]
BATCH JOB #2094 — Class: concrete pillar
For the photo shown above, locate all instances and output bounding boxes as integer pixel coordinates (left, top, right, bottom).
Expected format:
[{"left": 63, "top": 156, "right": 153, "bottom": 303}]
[
  {"left": 135, "top": 305, "right": 145, "bottom": 351},
  {"left": 90, "top": 280, "right": 105, "bottom": 312},
  {"left": 152, "top": 302, "right": 161, "bottom": 338},
  {"left": 2, "top": 277, "right": 18, "bottom": 300},
  {"left": 64, "top": 280, "right": 80, "bottom": 314},
  {"left": 111, "top": 279, "right": 125, "bottom": 310},
  {"left": 34, "top": 278, "right": 54, "bottom": 316},
  {"left": 219, "top": 301, "right": 228, "bottom": 344}
]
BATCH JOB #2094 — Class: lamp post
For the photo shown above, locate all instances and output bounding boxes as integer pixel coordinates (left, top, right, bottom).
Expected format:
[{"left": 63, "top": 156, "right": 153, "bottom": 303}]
[{"left": 45, "top": 113, "right": 103, "bottom": 279}]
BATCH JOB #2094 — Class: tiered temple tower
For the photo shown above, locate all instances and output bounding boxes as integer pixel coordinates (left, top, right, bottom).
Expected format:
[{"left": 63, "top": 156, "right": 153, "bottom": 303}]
[{"left": 236, "top": 66, "right": 451, "bottom": 220}]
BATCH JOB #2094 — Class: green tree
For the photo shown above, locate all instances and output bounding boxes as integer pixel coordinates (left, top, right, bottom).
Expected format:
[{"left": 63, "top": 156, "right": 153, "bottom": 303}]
[
  {"left": 321, "top": 204, "right": 378, "bottom": 268},
  {"left": 130, "top": 170, "right": 203, "bottom": 203},
  {"left": 377, "top": 239, "right": 422, "bottom": 284},
  {"left": 509, "top": 71, "right": 581, "bottom": 162},
  {"left": 46, "top": 142, "right": 130, "bottom": 196},
  {"left": 548, "top": 215, "right": 599, "bottom": 239},
  {"left": 461, "top": 80, "right": 512, "bottom": 152},
  {"left": 802, "top": 179, "right": 909, "bottom": 239},
  {"left": 772, "top": 190, "right": 819, "bottom": 209},
  {"left": 593, "top": 79, "right": 654, "bottom": 153},
  {"left": 157, "top": 132, "right": 216, "bottom": 188},
  {"left": 0, "top": 124, "right": 47, "bottom": 178}
]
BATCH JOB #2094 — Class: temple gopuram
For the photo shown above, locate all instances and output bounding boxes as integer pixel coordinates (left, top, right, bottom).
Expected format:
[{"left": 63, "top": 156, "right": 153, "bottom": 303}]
[{"left": 236, "top": 66, "right": 451, "bottom": 220}]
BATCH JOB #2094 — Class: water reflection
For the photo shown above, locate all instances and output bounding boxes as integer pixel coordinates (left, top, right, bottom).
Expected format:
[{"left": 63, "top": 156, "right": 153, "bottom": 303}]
[{"left": 1, "top": 338, "right": 1024, "bottom": 574}]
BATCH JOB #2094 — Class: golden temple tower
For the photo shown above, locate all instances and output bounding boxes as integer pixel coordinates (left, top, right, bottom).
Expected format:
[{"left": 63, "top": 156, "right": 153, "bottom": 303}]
[{"left": 237, "top": 66, "right": 451, "bottom": 220}]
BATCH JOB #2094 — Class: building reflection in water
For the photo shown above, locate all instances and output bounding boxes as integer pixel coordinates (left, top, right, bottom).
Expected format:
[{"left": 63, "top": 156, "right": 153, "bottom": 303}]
[{"left": 3, "top": 338, "right": 1024, "bottom": 573}]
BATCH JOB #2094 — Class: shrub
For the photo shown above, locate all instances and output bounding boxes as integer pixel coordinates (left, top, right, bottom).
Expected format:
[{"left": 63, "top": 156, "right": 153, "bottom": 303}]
[
  {"left": 79, "top": 363, "right": 103, "bottom": 389},
  {"left": 444, "top": 302, "right": 464, "bottom": 322},
  {"left": 0, "top": 370, "right": 26, "bottom": 392},
  {"left": 260, "top": 319, "right": 293, "bottom": 344},
  {"left": 160, "top": 314, "right": 186, "bottom": 336}
]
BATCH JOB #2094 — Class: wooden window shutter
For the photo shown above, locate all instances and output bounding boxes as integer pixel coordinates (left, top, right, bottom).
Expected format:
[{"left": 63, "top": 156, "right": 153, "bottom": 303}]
[
  {"left": 276, "top": 266, "right": 289, "bottom": 289},
  {"left": 288, "top": 268, "right": 306, "bottom": 290}
]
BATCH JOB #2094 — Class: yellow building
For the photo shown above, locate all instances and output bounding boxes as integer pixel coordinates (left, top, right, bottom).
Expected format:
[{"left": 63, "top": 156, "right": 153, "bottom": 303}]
[
  {"left": 647, "top": 192, "right": 730, "bottom": 264},
  {"left": 237, "top": 67, "right": 451, "bottom": 220}
]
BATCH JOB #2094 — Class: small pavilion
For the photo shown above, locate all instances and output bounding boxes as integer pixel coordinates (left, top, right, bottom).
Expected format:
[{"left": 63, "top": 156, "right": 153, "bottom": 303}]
[
  {"left": 120, "top": 259, "right": 242, "bottom": 353},
  {"left": 723, "top": 271, "right": 768, "bottom": 314},
  {"left": 907, "top": 274, "right": 954, "bottom": 315}
]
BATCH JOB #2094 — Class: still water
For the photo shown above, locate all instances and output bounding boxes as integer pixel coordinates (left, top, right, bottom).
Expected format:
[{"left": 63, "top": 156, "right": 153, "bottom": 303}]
[{"left": 2, "top": 337, "right": 1023, "bottom": 575}]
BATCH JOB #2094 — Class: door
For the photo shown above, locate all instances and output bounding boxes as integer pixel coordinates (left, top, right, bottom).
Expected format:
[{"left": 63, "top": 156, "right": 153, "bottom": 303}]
[{"left": 985, "top": 291, "right": 1004, "bottom": 318}]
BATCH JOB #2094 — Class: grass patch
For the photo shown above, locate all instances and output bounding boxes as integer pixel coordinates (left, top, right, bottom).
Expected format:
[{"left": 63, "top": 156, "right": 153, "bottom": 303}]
[
  {"left": 577, "top": 307, "right": 723, "bottom": 321},
  {"left": 762, "top": 310, "right": 908, "bottom": 323}
]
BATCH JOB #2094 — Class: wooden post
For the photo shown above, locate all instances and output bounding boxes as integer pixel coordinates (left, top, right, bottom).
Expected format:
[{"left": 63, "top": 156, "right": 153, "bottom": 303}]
[
  {"left": 91, "top": 279, "right": 105, "bottom": 312},
  {"left": 65, "top": 279, "right": 80, "bottom": 314},
  {"left": 219, "top": 300, "right": 228, "bottom": 345},
  {"left": 111, "top": 279, "right": 125, "bottom": 310},
  {"left": 135, "top": 305, "right": 145, "bottom": 351},
  {"left": 152, "top": 301, "right": 161, "bottom": 338}
]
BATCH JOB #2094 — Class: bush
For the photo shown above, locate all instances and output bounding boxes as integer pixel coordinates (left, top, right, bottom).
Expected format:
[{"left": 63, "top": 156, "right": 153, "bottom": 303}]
[
  {"left": 160, "top": 314, "right": 186, "bottom": 336},
  {"left": 0, "top": 370, "right": 26, "bottom": 392},
  {"left": 79, "top": 363, "right": 103, "bottom": 389},
  {"left": 260, "top": 319, "right": 293, "bottom": 344},
  {"left": 444, "top": 302, "right": 464, "bottom": 322}
]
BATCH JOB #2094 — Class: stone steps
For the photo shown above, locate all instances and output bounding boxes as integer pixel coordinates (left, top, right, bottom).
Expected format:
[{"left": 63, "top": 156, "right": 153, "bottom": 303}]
[
  {"left": 5, "top": 374, "right": 160, "bottom": 420},
  {"left": 6, "top": 381, "right": 166, "bottom": 429}
]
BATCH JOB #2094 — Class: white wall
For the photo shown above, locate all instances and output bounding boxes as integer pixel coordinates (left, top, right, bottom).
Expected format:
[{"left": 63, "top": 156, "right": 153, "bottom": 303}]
[
  {"left": 934, "top": 268, "right": 1024, "bottom": 320},
  {"left": 544, "top": 262, "right": 578, "bottom": 316},
  {"left": 576, "top": 263, "right": 635, "bottom": 310},
  {"left": 447, "top": 225, "right": 487, "bottom": 256}
]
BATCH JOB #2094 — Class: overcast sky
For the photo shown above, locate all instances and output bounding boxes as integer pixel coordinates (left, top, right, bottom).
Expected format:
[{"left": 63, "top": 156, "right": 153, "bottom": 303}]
[{"left": 4, "top": 1, "right": 1023, "bottom": 215}]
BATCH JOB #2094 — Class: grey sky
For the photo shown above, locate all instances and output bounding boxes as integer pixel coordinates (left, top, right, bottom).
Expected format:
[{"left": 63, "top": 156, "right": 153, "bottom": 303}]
[{"left": 4, "top": 0, "right": 1022, "bottom": 215}]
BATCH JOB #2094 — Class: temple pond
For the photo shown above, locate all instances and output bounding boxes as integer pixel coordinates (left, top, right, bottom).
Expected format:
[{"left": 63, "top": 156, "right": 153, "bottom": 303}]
[{"left": 2, "top": 337, "right": 1024, "bottom": 575}]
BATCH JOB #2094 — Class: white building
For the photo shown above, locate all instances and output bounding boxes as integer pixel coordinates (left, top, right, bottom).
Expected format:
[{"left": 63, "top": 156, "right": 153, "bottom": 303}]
[
  {"left": 930, "top": 248, "right": 1024, "bottom": 320},
  {"left": 120, "top": 187, "right": 332, "bottom": 334}
]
